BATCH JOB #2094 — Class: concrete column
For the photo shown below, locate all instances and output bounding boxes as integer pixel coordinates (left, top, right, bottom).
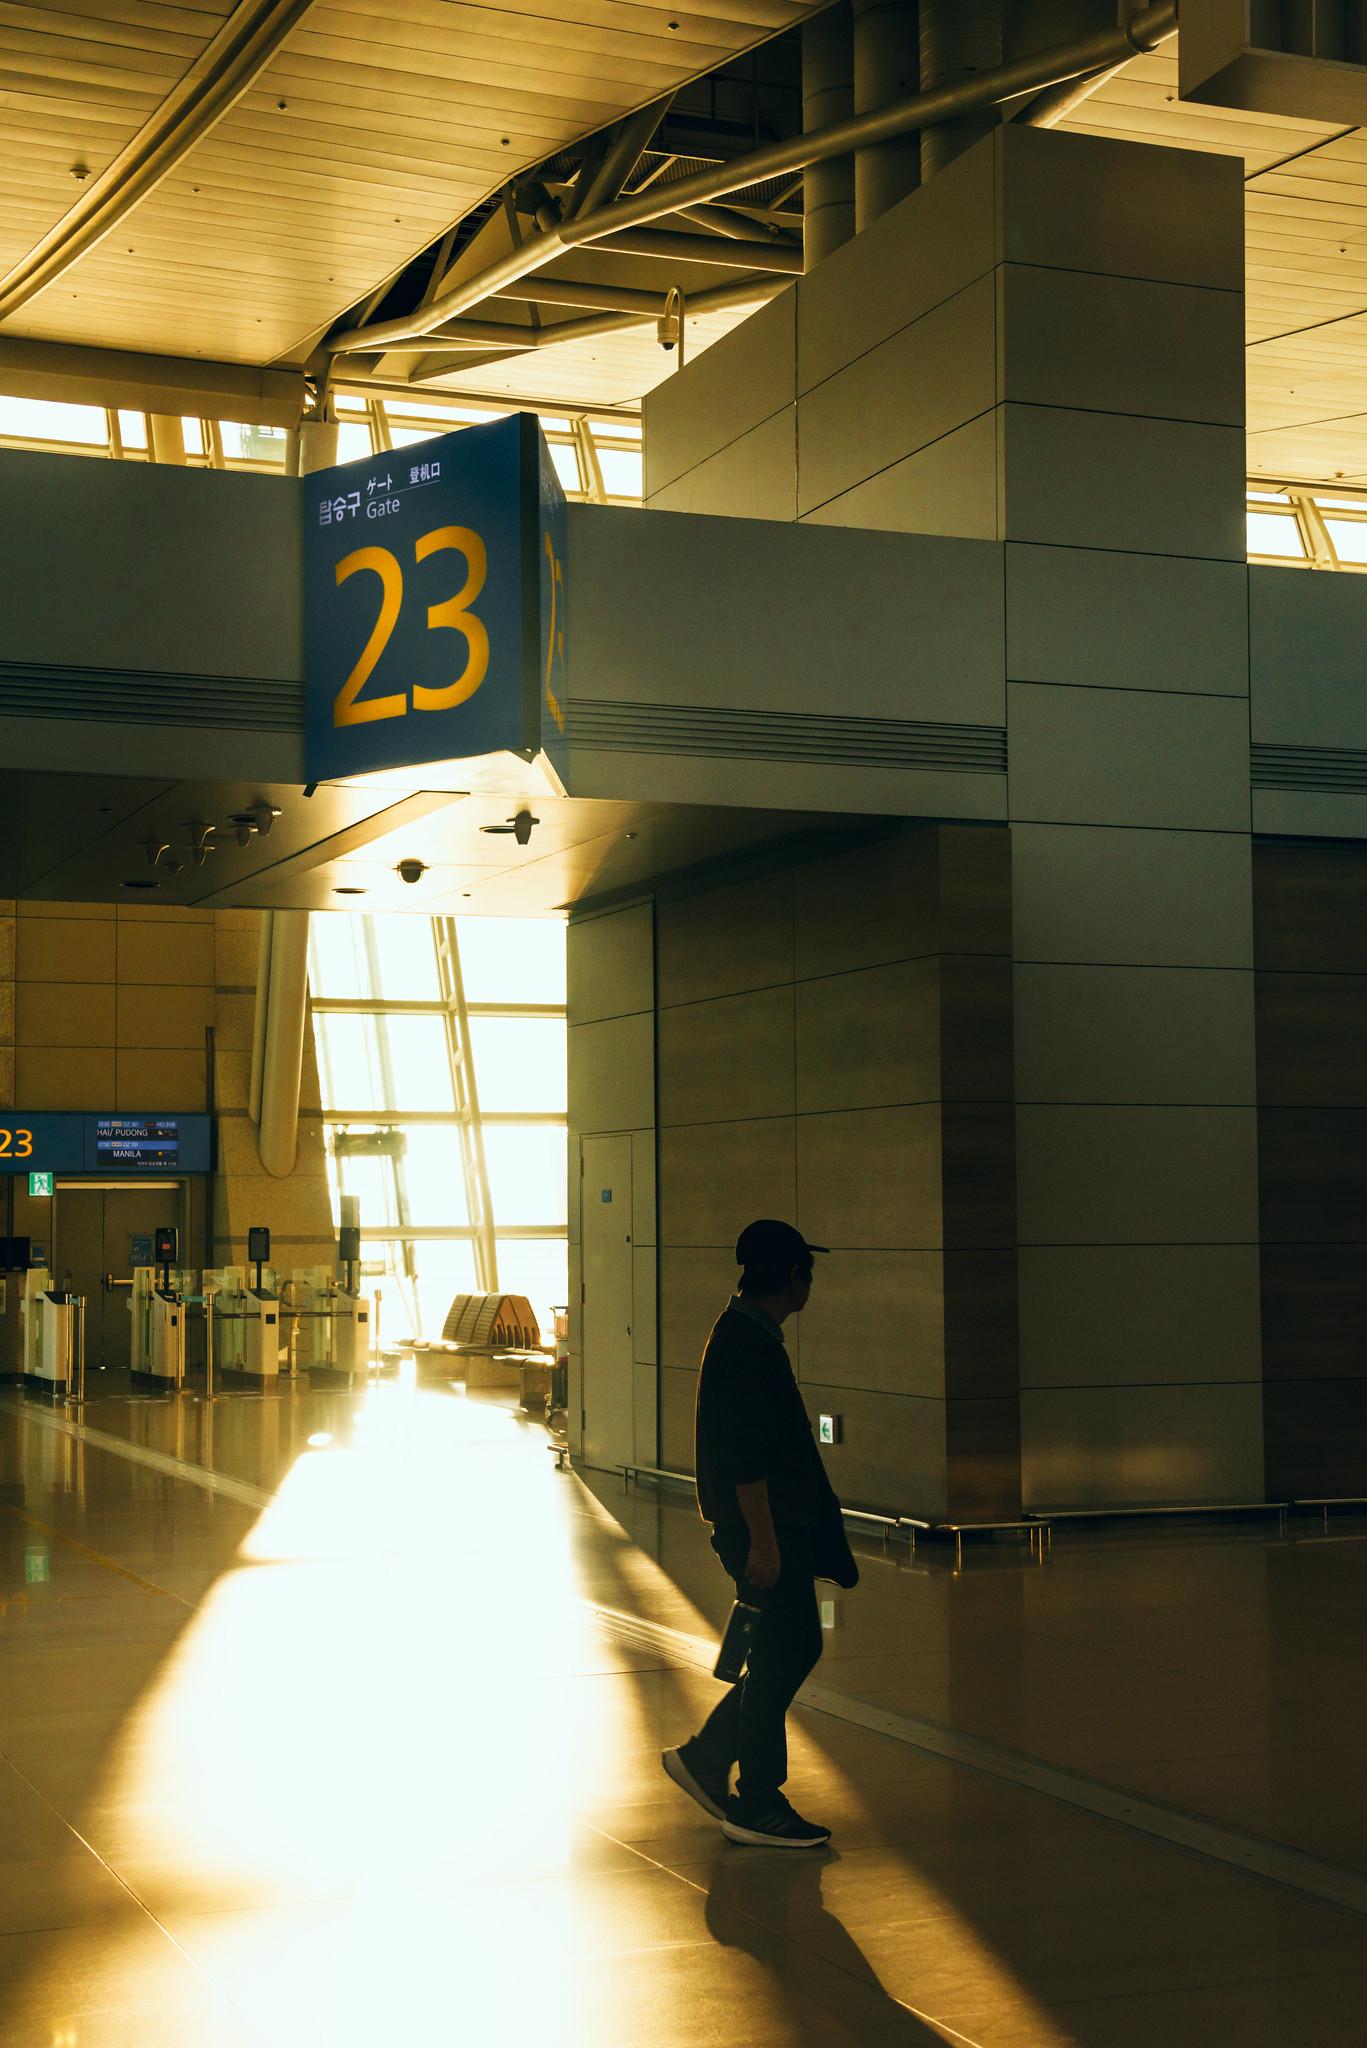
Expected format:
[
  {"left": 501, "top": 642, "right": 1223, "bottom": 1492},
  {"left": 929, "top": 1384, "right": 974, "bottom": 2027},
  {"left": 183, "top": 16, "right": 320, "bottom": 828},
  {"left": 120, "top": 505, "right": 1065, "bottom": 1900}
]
[
  {"left": 148, "top": 414, "right": 186, "bottom": 465},
  {"left": 802, "top": 2, "right": 855, "bottom": 267},
  {"left": 853, "top": 0, "right": 920, "bottom": 229},
  {"left": 919, "top": 0, "right": 1002, "bottom": 181},
  {"left": 640, "top": 122, "right": 1255, "bottom": 1516}
]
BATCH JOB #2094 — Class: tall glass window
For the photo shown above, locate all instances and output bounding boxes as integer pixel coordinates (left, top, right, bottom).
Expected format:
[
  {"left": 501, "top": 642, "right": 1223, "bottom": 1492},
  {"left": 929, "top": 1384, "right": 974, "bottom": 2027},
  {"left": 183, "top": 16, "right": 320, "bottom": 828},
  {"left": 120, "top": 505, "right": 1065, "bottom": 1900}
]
[{"left": 308, "top": 914, "right": 567, "bottom": 1349}]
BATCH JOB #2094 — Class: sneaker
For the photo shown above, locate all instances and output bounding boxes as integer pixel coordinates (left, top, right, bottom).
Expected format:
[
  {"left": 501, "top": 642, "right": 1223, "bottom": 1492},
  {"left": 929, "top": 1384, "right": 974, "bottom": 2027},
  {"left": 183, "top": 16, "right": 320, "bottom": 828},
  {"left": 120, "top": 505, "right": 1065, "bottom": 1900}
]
[
  {"left": 721, "top": 1792, "right": 832, "bottom": 1849},
  {"left": 662, "top": 1742, "right": 729, "bottom": 1821}
]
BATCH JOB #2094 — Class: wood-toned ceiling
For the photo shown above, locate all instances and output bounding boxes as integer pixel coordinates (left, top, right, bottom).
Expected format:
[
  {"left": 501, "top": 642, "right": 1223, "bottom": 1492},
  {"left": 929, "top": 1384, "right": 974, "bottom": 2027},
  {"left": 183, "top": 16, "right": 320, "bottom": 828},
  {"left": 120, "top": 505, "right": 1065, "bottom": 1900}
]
[
  {"left": 0, "top": 0, "right": 811, "bottom": 369},
  {"left": 7, "top": 12, "right": 1367, "bottom": 474}
]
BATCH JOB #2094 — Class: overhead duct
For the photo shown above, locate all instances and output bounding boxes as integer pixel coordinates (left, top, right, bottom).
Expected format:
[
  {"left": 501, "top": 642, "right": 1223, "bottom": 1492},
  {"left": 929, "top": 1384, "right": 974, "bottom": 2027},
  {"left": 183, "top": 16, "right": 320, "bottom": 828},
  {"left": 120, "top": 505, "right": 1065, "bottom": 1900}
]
[
  {"left": 918, "top": 0, "right": 1003, "bottom": 181},
  {"left": 853, "top": 0, "right": 921, "bottom": 228},
  {"left": 802, "top": 3, "right": 856, "bottom": 266}
]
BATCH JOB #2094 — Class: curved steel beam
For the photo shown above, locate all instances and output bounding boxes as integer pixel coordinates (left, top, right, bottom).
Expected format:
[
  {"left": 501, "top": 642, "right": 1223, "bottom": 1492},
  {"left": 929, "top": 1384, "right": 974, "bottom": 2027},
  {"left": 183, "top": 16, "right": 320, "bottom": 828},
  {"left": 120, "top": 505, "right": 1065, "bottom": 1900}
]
[
  {"left": 0, "top": 0, "right": 317, "bottom": 325},
  {"left": 326, "top": 0, "right": 1178, "bottom": 358}
]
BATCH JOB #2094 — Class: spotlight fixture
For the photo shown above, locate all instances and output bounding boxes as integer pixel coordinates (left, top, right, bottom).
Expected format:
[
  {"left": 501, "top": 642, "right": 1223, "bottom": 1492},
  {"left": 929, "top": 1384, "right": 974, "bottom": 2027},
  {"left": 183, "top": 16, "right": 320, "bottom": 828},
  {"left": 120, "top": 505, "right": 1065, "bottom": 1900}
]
[
  {"left": 227, "top": 804, "right": 282, "bottom": 847},
  {"left": 184, "top": 822, "right": 216, "bottom": 866},
  {"left": 140, "top": 839, "right": 170, "bottom": 868},
  {"left": 396, "top": 858, "right": 427, "bottom": 885},
  {"left": 480, "top": 809, "right": 539, "bottom": 846}
]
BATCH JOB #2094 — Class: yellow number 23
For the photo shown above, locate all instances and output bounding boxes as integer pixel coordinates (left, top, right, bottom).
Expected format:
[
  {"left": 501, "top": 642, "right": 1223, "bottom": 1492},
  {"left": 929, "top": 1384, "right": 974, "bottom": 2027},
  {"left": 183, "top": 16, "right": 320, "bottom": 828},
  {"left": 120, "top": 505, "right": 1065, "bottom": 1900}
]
[{"left": 333, "top": 525, "right": 489, "bottom": 729}]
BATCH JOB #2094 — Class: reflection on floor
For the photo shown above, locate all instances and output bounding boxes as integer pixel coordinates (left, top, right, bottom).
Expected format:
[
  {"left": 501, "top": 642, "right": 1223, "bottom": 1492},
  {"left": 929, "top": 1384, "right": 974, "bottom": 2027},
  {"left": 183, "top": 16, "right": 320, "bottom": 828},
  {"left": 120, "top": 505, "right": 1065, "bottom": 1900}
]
[{"left": 0, "top": 1374, "right": 1365, "bottom": 2045}]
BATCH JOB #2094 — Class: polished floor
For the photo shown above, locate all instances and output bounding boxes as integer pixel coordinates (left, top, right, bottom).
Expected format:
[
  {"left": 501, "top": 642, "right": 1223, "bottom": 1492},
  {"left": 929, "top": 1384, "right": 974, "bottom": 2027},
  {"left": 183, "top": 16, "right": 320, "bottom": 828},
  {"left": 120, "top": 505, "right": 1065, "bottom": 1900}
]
[{"left": 0, "top": 1373, "right": 1365, "bottom": 2045}]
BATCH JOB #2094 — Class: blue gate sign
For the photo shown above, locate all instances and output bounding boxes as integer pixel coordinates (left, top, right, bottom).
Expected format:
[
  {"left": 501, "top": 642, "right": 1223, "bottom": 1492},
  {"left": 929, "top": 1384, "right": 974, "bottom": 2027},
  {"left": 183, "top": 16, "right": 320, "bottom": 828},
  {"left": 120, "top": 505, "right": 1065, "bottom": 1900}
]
[{"left": 304, "top": 412, "right": 569, "bottom": 788}]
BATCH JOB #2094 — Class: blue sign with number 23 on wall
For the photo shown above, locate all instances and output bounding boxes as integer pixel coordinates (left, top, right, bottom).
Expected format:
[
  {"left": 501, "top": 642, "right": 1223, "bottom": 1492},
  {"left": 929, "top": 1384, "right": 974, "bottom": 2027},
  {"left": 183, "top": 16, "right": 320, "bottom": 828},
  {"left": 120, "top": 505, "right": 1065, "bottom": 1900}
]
[{"left": 303, "top": 413, "right": 568, "bottom": 787}]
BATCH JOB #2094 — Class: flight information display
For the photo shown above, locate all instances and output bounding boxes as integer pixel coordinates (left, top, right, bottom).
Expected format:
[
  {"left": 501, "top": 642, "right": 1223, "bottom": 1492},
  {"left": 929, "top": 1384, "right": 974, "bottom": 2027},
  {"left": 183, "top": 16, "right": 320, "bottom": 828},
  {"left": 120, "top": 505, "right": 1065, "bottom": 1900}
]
[
  {"left": 95, "top": 1117, "right": 181, "bottom": 1168},
  {"left": 0, "top": 1113, "right": 212, "bottom": 1175}
]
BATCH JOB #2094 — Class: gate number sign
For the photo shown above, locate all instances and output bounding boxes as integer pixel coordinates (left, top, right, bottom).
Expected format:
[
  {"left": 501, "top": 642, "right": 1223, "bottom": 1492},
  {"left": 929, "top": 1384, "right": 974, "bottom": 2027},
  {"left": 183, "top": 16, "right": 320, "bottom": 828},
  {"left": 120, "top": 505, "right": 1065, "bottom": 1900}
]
[{"left": 303, "top": 413, "right": 568, "bottom": 787}]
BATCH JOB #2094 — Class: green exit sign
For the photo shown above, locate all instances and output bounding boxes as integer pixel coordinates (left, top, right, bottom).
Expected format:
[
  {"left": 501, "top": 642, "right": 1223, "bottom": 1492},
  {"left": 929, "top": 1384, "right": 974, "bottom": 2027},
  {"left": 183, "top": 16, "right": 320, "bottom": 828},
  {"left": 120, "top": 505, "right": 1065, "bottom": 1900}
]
[{"left": 28, "top": 1171, "right": 53, "bottom": 1198}]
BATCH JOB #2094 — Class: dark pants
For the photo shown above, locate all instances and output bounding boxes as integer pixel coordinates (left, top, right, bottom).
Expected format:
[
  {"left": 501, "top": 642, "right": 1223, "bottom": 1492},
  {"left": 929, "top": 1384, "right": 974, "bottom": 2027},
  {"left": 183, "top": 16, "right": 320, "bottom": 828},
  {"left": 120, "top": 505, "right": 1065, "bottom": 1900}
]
[{"left": 692, "top": 1523, "right": 824, "bottom": 1808}]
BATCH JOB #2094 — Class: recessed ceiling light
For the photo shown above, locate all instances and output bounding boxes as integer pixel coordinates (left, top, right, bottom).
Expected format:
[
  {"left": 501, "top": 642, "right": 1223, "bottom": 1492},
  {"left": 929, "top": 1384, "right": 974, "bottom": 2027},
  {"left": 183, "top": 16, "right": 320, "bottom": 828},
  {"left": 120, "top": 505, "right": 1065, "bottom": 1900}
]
[
  {"left": 333, "top": 886, "right": 367, "bottom": 896},
  {"left": 121, "top": 878, "right": 159, "bottom": 890}
]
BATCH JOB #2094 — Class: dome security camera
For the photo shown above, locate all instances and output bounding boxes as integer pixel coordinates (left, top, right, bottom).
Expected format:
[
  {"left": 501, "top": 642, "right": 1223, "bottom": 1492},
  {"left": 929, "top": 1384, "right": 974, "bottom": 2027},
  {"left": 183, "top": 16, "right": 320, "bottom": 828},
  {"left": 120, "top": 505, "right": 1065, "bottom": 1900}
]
[{"left": 396, "top": 858, "right": 427, "bottom": 885}]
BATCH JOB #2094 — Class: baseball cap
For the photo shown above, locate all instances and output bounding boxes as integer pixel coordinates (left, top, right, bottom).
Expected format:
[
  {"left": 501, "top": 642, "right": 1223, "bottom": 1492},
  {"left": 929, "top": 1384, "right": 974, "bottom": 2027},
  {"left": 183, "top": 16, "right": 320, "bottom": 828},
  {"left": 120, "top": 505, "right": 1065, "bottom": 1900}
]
[{"left": 735, "top": 1219, "right": 830, "bottom": 1268}]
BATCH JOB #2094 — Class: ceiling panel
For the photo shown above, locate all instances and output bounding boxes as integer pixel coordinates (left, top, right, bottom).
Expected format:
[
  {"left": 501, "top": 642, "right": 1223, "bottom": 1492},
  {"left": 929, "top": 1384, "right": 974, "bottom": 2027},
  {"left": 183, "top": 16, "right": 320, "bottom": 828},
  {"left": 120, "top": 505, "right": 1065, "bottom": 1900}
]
[{"left": 5, "top": 0, "right": 816, "bottom": 366}]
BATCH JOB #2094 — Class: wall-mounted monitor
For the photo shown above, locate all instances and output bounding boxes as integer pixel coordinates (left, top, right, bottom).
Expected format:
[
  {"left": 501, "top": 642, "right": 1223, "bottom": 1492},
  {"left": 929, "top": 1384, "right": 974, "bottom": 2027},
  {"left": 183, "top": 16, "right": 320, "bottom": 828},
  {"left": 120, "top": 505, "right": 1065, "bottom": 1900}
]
[{"left": 0, "top": 1114, "right": 213, "bottom": 1176}]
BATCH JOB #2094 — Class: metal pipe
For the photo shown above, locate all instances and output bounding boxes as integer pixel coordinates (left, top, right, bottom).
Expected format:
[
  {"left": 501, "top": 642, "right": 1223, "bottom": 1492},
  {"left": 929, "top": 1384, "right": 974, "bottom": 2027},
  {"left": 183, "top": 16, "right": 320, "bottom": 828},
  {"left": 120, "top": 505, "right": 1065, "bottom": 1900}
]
[
  {"left": 1014, "top": 9, "right": 1177, "bottom": 129},
  {"left": 672, "top": 202, "right": 782, "bottom": 243},
  {"left": 919, "top": 0, "right": 1002, "bottom": 182},
  {"left": 802, "top": 1, "right": 856, "bottom": 265},
  {"left": 598, "top": 228, "right": 804, "bottom": 271},
  {"left": 326, "top": 2, "right": 1177, "bottom": 357},
  {"left": 853, "top": 0, "right": 920, "bottom": 229},
  {"left": 248, "top": 908, "right": 273, "bottom": 1127},
  {"left": 495, "top": 279, "right": 677, "bottom": 315},
  {"left": 568, "top": 99, "right": 672, "bottom": 220},
  {"left": 381, "top": 277, "right": 789, "bottom": 366},
  {"left": 257, "top": 910, "right": 310, "bottom": 1178}
]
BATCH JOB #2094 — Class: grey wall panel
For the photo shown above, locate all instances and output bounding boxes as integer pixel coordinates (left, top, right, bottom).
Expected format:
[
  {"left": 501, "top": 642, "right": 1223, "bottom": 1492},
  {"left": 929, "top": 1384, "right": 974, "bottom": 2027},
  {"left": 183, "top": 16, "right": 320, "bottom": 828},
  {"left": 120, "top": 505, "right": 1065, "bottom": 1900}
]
[
  {"left": 1250, "top": 565, "right": 1367, "bottom": 747},
  {"left": 633, "top": 1359, "right": 659, "bottom": 1466},
  {"left": 1256, "top": 974, "right": 1367, "bottom": 1105},
  {"left": 1021, "top": 1381, "right": 1264, "bottom": 1507},
  {"left": 793, "top": 830, "right": 940, "bottom": 980},
  {"left": 1005, "top": 546, "right": 1249, "bottom": 696},
  {"left": 1011, "top": 825, "right": 1255, "bottom": 968},
  {"left": 1018, "top": 1244, "right": 1262, "bottom": 1389},
  {"left": 560, "top": 746, "right": 1009, "bottom": 821},
  {"left": 796, "top": 1380, "right": 948, "bottom": 1520},
  {"left": 643, "top": 288, "right": 796, "bottom": 496},
  {"left": 1001, "top": 406, "right": 1246, "bottom": 559},
  {"left": 660, "top": 1361, "right": 698, "bottom": 1469},
  {"left": 796, "top": 275, "right": 996, "bottom": 518},
  {"left": 797, "top": 413, "right": 1000, "bottom": 541},
  {"left": 0, "top": 715, "right": 304, "bottom": 785},
  {"left": 1252, "top": 791, "right": 1367, "bottom": 840},
  {"left": 1008, "top": 685, "right": 1251, "bottom": 831},
  {"left": 564, "top": 506, "right": 1006, "bottom": 728},
  {"left": 1013, "top": 963, "right": 1256, "bottom": 1106},
  {"left": 658, "top": 985, "right": 796, "bottom": 1127},
  {"left": 798, "top": 1248, "right": 946, "bottom": 1399},
  {"left": 798, "top": 138, "right": 997, "bottom": 394},
  {"left": 0, "top": 449, "right": 302, "bottom": 681},
  {"left": 795, "top": 958, "right": 940, "bottom": 1114},
  {"left": 796, "top": 1104, "right": 943, "bottom": 1249},
  {"left": 644, "top": 411, "right": 797, "bottom": 523},
  {"left": 633, "top": 1247, "right": 658, "bottom": 1368},
  {"left": 997, "top": 125, "right": 1245, "bottom": 292},
  {"left": 660, "top": 1244, "right": 737, "bottom": 1370},
  {"left": 567, "top": 902, "right": 654, "bottom": 1024},
  {"left": 1016, "top": 1105, "right": 1260, "bottom": 1245},
  {"left": 660, "top": 1116, "right": 797, "bottom": 1245},
  {"left": 999, "top": 266, "right": 1244, "bottom": 426},
  {"left": 658, "top": 872, "right": 795, "bottom": 1006},
  {"left": 567, "top": 1012, "right": 654, "bottom": 1134},
  {"left": 632, "top": 1127, "right": 657, "bottom": 1247}
]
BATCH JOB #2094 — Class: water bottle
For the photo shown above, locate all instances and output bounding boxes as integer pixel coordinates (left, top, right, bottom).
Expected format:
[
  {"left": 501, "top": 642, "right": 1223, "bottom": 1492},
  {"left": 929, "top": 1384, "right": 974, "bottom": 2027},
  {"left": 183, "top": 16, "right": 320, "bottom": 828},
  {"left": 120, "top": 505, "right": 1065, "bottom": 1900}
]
[{"left": 713, "top": 1599, "right": 763, "bottom": 1682}]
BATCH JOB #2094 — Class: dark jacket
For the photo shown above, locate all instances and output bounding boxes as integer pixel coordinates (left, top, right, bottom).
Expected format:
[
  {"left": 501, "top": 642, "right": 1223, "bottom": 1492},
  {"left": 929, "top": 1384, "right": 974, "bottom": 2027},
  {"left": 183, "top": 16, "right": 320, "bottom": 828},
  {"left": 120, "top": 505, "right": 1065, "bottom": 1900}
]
[{"left": 694, "top": 1302, "right": 856, "bottom": 1586}]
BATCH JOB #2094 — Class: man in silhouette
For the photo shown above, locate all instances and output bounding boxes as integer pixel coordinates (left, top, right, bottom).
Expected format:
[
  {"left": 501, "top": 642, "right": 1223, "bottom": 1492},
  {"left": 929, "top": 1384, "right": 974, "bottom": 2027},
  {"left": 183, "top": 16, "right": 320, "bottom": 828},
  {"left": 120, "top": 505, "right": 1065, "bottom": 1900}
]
[{"left": 664, "top": 1219, "right": 856, "bottom": 1848}]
